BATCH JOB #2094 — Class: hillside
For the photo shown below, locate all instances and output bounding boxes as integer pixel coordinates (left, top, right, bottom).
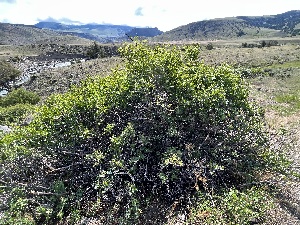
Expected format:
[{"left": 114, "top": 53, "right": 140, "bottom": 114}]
[
  {"left": 237, "top": 10, "right": 300, "bottom": 35},
  {"left": 35, "top": 22, "right": 164, "bottom": 42},
  {"left": 153, "top": 10, "right": 300, "bottom": 42},
  {"left": 0, "top": 22, "right": 92, "bottom": 45},
  {"left": 126, "top": 27, "right": 163, "bottom": 38}
]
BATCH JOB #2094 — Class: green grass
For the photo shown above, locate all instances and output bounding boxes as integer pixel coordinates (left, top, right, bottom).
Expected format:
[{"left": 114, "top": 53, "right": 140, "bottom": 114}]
[
  {"left": 276, "top": 93, "right": 300, "bottom": 104},
  {"left": 274, "top": 91, "right": 300, "bottom": 115},
  {"left": 188, "top": 187, "right": 272, "bottom": 225},
  {"left": 249, "top": 57, "right": 300, "bottom": 115},
  {"left": 267, "top": 60, "right": 300, "bottom": 69},
  {"left": 270, "top": 73, "right": 300, "bottom": 115}
]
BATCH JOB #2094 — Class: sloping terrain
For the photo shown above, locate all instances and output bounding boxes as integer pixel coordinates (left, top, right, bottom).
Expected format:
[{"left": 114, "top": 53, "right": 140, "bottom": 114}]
[
  {"left": 126, "top": 27, "right": 163, "bottom": 38},
  {"left": 237, "top": 10, "right": 300, "bottom": 35},
  {"left": 154, "top": 18, "right": 283, "bottom": 41},
  {"left": 0, "top": 22, "right": 92, "bottom": 45},
  {"left": 153, "top": 10, "right": 300, "bottom": 42}
]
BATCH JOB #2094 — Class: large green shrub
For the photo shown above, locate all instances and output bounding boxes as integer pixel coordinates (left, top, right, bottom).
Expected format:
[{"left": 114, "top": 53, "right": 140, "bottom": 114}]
[{"left": 0, "top": 42, "right": 282, "bottom": 224}]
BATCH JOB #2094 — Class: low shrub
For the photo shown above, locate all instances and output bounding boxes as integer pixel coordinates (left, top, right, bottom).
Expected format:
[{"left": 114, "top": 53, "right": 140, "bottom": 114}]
[
  {"left": 0, "top": 88, "right": 40, "bottom": 107},
  {"left": 0, "top": 103, "right": 34, "bottom": 124},
  {"left": 206, "top": 43, "right": 213, "bottom": 50},
  {"left": 235, "top": 67, "right": 266, "bottom": 78}
]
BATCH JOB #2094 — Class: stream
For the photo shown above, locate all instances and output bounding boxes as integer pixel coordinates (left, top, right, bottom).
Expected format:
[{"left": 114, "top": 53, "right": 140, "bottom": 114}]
[
  {"left": 0, "top": 58, "right": 85, "bottom": 132},
  {"left": 0, "top": 59, "right": 83, "bottom": 96}
]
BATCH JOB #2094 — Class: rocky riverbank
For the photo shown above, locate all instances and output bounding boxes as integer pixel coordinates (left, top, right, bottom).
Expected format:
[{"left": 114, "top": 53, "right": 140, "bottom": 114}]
[
  {"left": 16, "top": 56, "right": 122, "bottom": 99},
  {"left": 1, "top": 42, "right": 121, "bottom": 99}
]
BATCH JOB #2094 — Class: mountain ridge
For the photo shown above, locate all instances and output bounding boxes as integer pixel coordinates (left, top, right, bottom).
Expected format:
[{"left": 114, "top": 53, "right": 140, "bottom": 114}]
[
  {"left": 0, "top": 22, "right": 93, "bottom": 45},
  {"left": 153, "top": 10, "right": 300, "bottom": 41},
  {"left": 35, "top": 22, "right": 164, "bottom": 43},
  {"left": 1, "top": 10, "right": 299, "bottom": 45}
]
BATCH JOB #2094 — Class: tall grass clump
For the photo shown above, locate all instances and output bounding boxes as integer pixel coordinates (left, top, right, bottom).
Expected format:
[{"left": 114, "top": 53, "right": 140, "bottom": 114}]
[{"left": 0, "top": 41, "right": 286, "bottom": 224}]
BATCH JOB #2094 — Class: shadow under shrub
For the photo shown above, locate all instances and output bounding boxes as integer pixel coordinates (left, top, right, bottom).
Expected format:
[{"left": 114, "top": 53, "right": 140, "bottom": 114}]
[{"left": 0, "top": 42, "right": 284, "bottom": 224}]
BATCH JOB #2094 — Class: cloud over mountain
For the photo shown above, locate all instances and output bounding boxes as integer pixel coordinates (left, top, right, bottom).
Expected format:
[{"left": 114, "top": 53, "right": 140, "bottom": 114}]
[{"left": 37, "top": 17, "right": 83, "bottom": 25}]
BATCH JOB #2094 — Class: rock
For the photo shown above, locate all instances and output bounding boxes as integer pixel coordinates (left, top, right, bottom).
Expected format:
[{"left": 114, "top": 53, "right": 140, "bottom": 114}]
[{"left": 0, "top": 125, "right": 12, "bottom": 133}]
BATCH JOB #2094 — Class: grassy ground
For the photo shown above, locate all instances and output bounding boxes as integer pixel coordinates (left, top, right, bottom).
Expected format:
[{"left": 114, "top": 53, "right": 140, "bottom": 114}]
[
  {"left": 0, "top": 42, "right": 92, "bottom": 60},
  {"left": 245, "top": 49, "right": 300, "bottom": 224},
  {"left": 20, "top": 57, "right": 123, "bottom": 100}
]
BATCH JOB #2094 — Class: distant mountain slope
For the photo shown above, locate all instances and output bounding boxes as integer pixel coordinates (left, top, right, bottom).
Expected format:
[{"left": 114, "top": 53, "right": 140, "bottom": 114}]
[
  {"left": 154, "top": 10, "right": 300, "bottom": 42},
  {"left": 0, "top": 23, "right": 92, "bottom": 45},
  {"left": 35, "top": 22, "right": 163, "bottom": 43},
  {"left": 35, "top": 22, "right": 133, "bottom": 40},
  {"left": 237, "top": 10, "right": 300, "bottom": 35},
  {"left": 126, "top": 27, "right": 163, "bottom": 38}
]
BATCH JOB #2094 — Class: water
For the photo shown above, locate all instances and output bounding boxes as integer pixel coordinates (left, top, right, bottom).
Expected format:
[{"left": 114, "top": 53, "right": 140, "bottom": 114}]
[
  {"left": 0, "top": 90, "right": 8, "bottom": 96},
  {"left": 1, "top": 60, "right": 73, "bottom": 96},
  {"left": 0, "top": 75, "right": 29, "bottom": 96},
  {"left": 55, "top": 61, "right": 72, "bottom": 68},
  {"left": 15, "top": 75, "right": 31, "bottom": 86},
  {"left": 0, "top": 125, "right": 11, "bottom": 133}
]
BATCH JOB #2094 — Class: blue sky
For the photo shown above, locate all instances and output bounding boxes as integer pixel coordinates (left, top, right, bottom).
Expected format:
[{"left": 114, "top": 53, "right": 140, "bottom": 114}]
[{"left": 0, "top": 0, "right": 299, "bottom": 31}]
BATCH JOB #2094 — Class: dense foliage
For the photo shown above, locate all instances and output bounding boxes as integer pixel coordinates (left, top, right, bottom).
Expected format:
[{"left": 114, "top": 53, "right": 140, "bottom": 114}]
[
  {"left": 0, "top": 42, "right": 283, "bottom": 224},
  {"left": 0, "top": 88, "right": 40, "bottom": 107},
  {"left": 85, "top": 41, "right": 119, "bottom": 59},
  {"left": 241, "top": 40, "right": 279, "bottom": 48}
]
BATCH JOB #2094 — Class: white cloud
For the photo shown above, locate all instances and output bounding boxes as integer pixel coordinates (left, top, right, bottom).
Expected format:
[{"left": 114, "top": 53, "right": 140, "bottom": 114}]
[
  {"left": 135, "top": 7, "right": 144, "bottom": 16},
  {"left": 0, "top": 0, "right": 299, "bottom": 31},
  {"left": 0, "top": 0, "right": 16, "bottom": 3}
]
